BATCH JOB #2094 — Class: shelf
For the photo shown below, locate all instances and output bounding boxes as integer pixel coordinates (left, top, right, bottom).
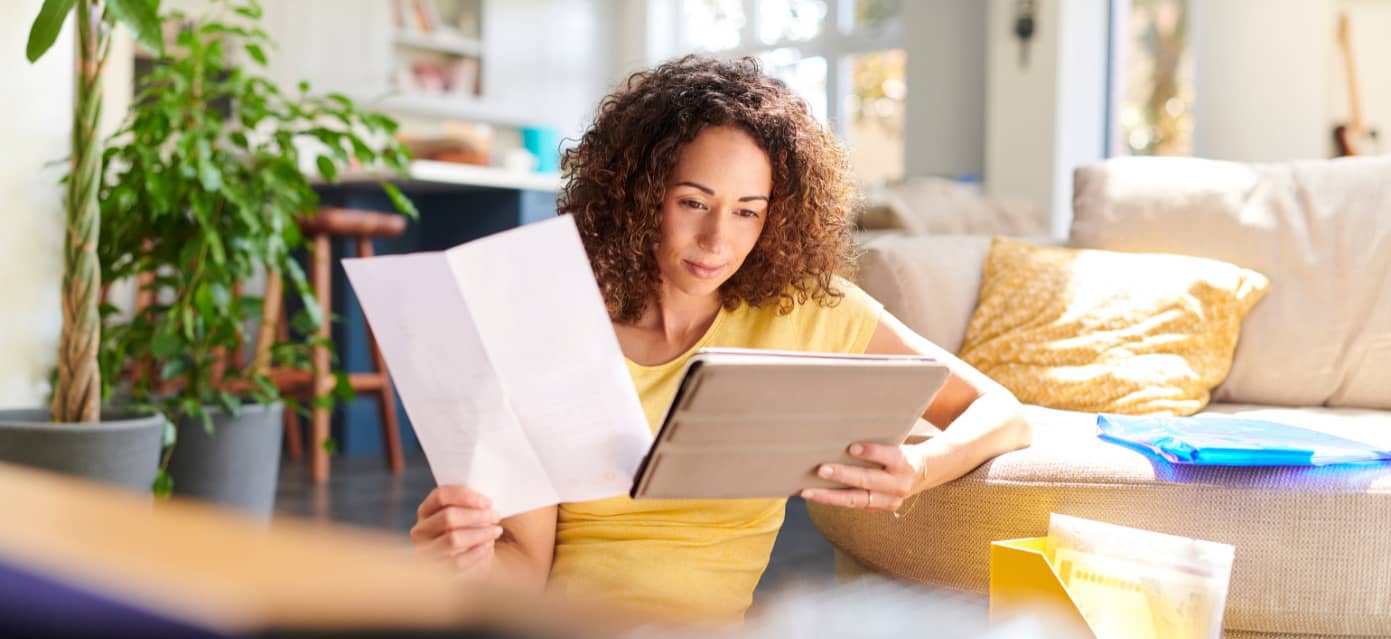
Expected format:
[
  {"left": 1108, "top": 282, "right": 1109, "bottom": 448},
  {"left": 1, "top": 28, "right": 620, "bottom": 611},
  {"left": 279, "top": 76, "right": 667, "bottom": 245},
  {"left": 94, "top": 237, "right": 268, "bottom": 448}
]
[
  {"left": 335, "top": 160, "right": 563, "bottom": 192},
  {"left": 371, "top": 94, "right": 546, "bottom": 130},
  {"left": 392, "top": 31, "right": 482, "bottom": 57}
]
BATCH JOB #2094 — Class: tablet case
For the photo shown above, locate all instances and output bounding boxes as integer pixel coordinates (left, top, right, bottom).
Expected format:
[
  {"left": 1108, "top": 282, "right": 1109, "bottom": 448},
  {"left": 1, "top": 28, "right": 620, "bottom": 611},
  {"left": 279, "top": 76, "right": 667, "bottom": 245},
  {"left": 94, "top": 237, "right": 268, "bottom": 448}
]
[{"left": 630, "top": 348, "right": 950, "bottom": 499}]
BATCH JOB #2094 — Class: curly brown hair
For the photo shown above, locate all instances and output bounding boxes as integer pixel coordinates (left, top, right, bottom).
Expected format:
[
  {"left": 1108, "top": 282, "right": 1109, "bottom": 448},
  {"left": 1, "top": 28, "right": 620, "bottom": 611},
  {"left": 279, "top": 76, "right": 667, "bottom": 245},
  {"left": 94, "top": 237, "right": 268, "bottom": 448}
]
[{"left": 559, "top": 55, "right": 859, "bottom": 323}]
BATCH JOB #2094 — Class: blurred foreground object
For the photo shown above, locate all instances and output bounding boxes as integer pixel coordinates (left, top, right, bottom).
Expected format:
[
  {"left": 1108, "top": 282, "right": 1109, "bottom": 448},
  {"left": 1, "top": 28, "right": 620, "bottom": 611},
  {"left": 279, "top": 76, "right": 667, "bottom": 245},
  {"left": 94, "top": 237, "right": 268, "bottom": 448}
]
[
  {"left": 990, "top": 514, "right": 1233, "bottom": 639},
  {"left": 0, "top": 462, "right": 630, "bottom": 638}
]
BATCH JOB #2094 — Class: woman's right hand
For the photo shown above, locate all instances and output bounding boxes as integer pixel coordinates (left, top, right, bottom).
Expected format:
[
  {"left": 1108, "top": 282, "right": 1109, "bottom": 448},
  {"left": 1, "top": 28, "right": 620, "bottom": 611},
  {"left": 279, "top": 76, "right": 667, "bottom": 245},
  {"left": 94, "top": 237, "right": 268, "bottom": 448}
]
[{"left": 411, "top": 485, "right": 504, "bottom": 578}]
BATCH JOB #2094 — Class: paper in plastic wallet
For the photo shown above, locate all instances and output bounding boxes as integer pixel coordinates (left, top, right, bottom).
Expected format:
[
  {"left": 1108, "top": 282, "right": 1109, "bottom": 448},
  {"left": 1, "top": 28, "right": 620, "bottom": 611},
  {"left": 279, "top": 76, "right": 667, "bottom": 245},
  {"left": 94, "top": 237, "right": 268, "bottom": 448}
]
[{"left": 1096, "top": 413, "right": 1391, "bottom": 466}]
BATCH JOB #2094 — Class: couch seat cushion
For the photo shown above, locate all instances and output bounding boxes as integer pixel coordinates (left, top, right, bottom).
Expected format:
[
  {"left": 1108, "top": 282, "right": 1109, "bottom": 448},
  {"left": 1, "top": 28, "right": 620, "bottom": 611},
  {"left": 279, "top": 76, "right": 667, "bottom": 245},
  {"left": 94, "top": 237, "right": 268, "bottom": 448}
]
[{"left": 807, "top": 404, "right": 1391, "bottom": 637}]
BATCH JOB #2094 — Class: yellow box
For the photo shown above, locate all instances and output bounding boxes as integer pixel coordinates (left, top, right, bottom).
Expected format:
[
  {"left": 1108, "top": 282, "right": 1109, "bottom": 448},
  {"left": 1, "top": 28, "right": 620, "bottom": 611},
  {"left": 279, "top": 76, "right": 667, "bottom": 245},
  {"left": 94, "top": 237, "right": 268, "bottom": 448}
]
[{"left": 989, "top": 537, "right": 1098, "bottom": 638}]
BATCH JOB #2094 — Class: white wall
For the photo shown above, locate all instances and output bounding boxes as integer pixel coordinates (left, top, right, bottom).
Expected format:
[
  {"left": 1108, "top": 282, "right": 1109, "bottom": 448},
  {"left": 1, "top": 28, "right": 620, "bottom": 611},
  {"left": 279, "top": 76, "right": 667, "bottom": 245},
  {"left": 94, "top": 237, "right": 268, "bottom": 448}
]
[
  {"left": 902, "top": 0, "right": 987, "bottom": 179},
  {"left": 0, "top": 0, "right": 72, "bottom": 408},
  {"left": 984, "top": 0, "right": 1108, "bottom": 236},
  {"left": 1190, "top": 0, "right": 1334, "bottom": 162},
  {"left": 484, "top": 0, "right": 616, "bottom": 139}
]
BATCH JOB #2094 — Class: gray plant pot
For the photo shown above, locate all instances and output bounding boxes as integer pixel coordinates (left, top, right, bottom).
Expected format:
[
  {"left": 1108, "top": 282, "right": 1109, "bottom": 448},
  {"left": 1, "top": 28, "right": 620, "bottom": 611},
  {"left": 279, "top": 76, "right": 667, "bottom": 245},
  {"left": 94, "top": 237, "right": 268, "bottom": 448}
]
[
  {"left": 0, "top": 408, "right": 164, "bottom": 494},
  {"left": 167, "top": 401, "right": 284, "bottom": 520}
]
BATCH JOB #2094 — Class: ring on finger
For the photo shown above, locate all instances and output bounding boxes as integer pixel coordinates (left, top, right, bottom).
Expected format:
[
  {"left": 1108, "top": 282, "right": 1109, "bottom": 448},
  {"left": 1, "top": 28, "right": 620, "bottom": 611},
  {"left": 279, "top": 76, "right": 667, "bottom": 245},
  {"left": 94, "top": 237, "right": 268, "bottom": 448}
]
[{"left": 865, "top": 489, "right": 875, "bottom": 509}]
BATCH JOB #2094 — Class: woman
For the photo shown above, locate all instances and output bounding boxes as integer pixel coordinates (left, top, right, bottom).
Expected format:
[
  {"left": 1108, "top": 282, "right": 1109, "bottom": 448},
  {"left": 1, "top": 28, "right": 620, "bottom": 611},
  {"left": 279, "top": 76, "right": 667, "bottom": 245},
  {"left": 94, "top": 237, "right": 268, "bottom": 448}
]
[{"left": 411, "top": 56, "right": 1030, "bottom": 624}]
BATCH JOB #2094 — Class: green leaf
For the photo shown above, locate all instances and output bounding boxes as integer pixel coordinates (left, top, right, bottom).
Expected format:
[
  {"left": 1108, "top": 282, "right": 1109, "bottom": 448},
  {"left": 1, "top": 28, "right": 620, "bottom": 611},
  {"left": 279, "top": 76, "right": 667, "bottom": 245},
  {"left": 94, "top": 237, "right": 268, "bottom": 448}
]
[
  {"left": 161, "top": 414, "right": 178, "bottom": 448},
  {"left": 347, "top": 136, "right": 374, "bottom": 163},
  {"left": 245, "top": 43, "right": 267, "bottom": 66},
  {"left": 216, "top": 390, "right": 241, "bottom": 418},
  {"left": 159, "top": 357, "right": 187, "bottom": 381},
  {"left": 210, "top": 283, "right": 231, "bottom": 309},
  {"left": 152, "top": 469, "right": 174, "bottom": 498},
  {"left": 315, "top": 155, "right": 337, "bottom": 182},
  {"left": 234, "top": 1, "right": 264, "bottom": 20},
  {"left": 381, "top": 182, "right": 419, "bottom": 219},
  {"left": 151, "top": 331, "right": 181, "bottom": 358},
  {"left": 364, "top": 113, "right": 399, "bottom": 135},
  {"left": 194, "top": 283, "right": 214, "bottom": 316},
  {"left": 332, "top": 371, "right": 355, "bottom": 403},
  {"left": 282, "top": 260, "right": 323, "bottom": 329},
  {"left": 25, "top": 0, "right": 74, "bottom": 63},
  {"left": 107, "top": 0, "right": 164, "bottom": 59},
  {"left": 181, "top": 304, "right": 195, "bottom": 340},
  {"left": 321, "top": 437, "right": 338, "bottom": 455}
]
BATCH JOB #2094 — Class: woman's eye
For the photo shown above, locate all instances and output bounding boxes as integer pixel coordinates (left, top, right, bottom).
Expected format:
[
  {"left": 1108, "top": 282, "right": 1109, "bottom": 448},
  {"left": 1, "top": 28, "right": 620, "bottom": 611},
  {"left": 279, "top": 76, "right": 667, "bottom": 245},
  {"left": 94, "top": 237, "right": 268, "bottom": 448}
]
[
  {"left": 681, "top": 199, "right": 706, "bottom": 210},
  {"left": 737, "top": 209, "right": 760, "bottom": 219}
]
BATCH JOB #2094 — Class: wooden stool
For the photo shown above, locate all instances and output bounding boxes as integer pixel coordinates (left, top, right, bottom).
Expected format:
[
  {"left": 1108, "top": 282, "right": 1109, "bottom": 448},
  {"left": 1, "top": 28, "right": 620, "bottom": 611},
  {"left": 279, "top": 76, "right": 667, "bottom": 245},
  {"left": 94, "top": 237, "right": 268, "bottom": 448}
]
[{"left": 278, "top": 207, "right": 409, "bottom": 482}]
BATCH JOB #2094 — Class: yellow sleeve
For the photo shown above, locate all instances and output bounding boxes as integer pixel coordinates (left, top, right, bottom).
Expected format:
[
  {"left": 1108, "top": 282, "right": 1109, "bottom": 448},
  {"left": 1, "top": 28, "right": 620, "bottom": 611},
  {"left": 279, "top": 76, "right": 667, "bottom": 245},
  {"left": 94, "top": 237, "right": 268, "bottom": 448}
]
[{"left": 792, "top": 276, "right": 885, "bottom": 355}]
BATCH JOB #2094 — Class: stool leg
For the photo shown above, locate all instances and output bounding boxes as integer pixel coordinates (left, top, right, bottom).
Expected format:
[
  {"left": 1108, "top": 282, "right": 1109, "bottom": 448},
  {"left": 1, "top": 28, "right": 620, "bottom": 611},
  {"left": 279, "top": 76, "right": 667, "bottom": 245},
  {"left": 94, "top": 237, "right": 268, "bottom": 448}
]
[
  {"left": 310, "top": 234, "right": 333, "bottom": 482},
  {"left": 262, "top": 273, "right": 303, "bottom": 462},
  {"left": 358, "top": 237, "right": 404, "bottom": 474},
  {"left": 284, "top": 406, "right": 304, "bottom": 462},
  {"left": 373, "top": 335, "right": 404, "bottom": 474}
]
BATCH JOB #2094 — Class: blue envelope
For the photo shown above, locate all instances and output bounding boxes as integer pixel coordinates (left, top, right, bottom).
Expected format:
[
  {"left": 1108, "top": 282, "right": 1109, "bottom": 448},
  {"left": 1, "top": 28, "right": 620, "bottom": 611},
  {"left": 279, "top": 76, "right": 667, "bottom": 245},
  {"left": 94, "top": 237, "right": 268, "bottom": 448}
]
[{"left": 1097, "top": 414, "right": 1391, "bottom": 466}]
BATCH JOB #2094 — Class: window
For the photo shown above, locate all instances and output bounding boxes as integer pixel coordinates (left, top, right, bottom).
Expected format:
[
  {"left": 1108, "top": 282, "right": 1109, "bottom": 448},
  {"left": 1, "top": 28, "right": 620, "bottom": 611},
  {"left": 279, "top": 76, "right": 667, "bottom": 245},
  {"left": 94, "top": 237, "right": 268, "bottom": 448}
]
[
  {"left": 1108, "top": 0, "right": 1193, "bottom": 156},
  {"left": 673, "top": 0, "right": 905, "bottom": 185}
]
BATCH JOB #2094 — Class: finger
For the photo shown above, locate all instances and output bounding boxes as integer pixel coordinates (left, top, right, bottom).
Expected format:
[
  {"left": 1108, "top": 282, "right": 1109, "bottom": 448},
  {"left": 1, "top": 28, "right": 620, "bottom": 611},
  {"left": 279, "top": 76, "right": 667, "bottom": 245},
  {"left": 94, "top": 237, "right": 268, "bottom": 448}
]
[
  {"left": 801, "top": 488, "right": 903, "bottom": 513},
  {"left": 816, "top": 463, "right": 908, "bottom": 496},
  {"left": 847, "top": 442, "right": 909, "bottom": 472},
  {"left": 417, "top": 485, "right": 493, "bottom": 519},
  {"left": 410, "top": 505, "right": 500, "bottom": 541}
]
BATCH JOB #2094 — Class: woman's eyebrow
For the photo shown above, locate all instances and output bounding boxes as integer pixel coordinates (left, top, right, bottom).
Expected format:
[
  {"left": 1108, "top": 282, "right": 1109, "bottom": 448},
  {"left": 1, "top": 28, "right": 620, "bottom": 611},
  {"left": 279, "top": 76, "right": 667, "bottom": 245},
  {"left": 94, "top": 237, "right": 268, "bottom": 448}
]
[{"left": 673, "top": 181, "right": 769, "bottom": 203}]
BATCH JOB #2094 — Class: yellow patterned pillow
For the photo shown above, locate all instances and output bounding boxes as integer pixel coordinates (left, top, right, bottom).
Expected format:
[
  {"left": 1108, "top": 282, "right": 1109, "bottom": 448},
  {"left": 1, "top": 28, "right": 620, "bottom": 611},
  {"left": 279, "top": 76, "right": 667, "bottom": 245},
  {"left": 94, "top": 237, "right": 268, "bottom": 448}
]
[{"left": 960, "top": 237, "right": 1270, "bottom": 416}]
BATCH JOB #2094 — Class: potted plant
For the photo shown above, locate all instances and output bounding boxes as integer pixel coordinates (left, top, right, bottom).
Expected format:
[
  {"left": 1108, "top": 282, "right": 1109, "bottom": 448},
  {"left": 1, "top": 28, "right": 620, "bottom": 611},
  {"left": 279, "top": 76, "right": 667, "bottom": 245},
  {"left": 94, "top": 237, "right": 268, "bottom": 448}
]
[
  {"left": 96, "top": 0, "right": 414, "bottom": 514},
  {"left": 0, "top": 0, "right": 171, "bottom": 493}
]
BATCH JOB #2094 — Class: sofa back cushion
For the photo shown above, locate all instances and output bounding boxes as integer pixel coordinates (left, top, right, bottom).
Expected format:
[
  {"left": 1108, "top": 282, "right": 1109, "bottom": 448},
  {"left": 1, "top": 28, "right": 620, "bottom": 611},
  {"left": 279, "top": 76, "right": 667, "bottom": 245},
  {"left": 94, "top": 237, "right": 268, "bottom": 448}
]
[
  {"left": 856, "top": 235, "right": 1044, "bottom": 354},
  {"left": 856, "top": 234, "right": 1061, "bottom": 354},
  {"left": 1070, "top": 156, "right": 1391, "bottom": 409}
]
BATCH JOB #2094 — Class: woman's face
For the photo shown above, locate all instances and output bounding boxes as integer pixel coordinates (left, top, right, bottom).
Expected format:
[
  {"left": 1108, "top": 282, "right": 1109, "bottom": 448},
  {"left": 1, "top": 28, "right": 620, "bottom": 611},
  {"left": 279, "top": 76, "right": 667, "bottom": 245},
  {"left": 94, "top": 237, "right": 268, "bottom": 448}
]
[{"left": 655, "top": 125, "right": 772, "bottom": 301}]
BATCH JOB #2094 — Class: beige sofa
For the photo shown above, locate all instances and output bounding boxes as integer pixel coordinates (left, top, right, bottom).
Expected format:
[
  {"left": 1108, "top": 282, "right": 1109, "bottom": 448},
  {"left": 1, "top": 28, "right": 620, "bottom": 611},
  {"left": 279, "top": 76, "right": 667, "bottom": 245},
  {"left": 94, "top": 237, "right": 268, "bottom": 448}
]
[{"left": 812, "top": 156, "right": 1391, "bottom": 638}]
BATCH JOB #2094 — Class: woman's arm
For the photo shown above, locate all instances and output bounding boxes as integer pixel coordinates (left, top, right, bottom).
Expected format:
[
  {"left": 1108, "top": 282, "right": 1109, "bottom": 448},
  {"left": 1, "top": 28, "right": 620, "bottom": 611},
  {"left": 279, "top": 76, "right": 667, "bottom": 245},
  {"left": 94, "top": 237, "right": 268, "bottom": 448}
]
[
  {"left": 411, "top": 486, "right": 557, "bottom": 591},
  {"left": 801, "top": 311, "right": 1032, "bottom": 513}
]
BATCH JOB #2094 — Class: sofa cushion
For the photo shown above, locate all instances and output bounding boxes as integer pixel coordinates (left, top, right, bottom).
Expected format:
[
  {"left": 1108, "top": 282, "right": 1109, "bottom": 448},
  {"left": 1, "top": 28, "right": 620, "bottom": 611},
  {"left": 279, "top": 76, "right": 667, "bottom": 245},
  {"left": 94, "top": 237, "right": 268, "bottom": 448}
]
[
  {"left": 807, "top": 403, "right": 1391, "bottom": 637},
  {"left": 1071, "top": 156, "right": 1391, "bottom": 410},
  {"left": 958, "top": 237, "right": 1269, "bottom": 416},
  {"left": 855, "top": 235, "right": 1059, "bottom": 355}
]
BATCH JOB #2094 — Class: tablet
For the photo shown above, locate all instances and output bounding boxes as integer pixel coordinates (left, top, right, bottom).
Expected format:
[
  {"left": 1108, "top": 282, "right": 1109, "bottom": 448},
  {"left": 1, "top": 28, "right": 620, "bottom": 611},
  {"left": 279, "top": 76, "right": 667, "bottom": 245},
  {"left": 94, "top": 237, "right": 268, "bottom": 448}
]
[{"left": 629, "top": 348, "right": 951, "bottom": 499}]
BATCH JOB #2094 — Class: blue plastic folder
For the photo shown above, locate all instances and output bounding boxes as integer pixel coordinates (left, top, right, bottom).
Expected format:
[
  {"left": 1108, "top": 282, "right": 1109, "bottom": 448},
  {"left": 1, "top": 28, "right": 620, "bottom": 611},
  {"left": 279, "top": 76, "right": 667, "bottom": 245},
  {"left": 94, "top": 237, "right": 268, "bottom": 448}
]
[{"left": 1097, "top": 414, "right": 1391, "bottom": 466}]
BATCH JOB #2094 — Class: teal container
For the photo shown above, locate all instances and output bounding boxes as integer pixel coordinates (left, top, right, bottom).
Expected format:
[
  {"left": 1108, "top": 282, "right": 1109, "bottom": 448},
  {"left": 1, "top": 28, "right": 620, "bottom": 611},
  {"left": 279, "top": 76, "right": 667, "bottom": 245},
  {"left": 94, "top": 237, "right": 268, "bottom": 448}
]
[{"left": 522, "top": 126, "right": 560, "bottom": 173}]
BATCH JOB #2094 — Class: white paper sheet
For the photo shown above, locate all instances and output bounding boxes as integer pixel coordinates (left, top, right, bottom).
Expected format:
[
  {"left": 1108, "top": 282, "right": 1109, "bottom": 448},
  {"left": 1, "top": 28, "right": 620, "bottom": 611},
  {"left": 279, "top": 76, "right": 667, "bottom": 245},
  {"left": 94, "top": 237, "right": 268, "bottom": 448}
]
[{"left": 342, "top": 215, "right": 653, "bottom": 517}]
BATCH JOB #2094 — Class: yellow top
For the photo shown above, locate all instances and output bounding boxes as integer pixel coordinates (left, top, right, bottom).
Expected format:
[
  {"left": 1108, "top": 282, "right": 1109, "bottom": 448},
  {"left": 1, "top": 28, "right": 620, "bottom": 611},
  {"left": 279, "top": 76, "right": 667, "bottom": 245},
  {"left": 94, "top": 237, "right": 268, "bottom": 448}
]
[{"left": 549, "top": 278, "right": 884, "bottom": 624}]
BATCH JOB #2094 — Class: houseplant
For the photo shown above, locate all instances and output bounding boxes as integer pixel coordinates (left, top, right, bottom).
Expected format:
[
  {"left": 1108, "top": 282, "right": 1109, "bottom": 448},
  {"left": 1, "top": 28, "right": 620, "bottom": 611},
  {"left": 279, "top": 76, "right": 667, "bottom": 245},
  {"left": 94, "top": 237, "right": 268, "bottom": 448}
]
[
  {"left": 0, "top": 0, "right": 169, "bottom": 492},
  {"left": 97, "top": 0, "right": 415, "bottom": 512}
]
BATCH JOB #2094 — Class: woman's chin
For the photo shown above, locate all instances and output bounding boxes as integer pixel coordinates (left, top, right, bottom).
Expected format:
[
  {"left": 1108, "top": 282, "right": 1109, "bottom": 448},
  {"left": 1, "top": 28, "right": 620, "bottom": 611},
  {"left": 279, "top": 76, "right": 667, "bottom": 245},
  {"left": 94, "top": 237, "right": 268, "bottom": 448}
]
[{"left": 666, "top": 274, "right": 727, "bottom": 299}]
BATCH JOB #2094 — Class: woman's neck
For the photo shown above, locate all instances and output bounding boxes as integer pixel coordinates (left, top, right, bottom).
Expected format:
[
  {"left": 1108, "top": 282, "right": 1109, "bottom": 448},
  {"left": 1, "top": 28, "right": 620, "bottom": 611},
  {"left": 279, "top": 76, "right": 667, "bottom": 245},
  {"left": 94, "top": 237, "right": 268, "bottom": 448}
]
[{"left": 635, "top": 284, "right": 723, "bottom": 343}]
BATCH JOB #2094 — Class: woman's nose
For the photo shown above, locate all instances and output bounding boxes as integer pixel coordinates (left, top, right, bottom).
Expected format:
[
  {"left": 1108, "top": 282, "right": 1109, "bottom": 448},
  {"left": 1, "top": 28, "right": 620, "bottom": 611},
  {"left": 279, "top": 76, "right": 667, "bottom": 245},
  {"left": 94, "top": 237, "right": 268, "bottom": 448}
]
[{"left": 696, "top": 209, "right": 729, "bottom": 253}]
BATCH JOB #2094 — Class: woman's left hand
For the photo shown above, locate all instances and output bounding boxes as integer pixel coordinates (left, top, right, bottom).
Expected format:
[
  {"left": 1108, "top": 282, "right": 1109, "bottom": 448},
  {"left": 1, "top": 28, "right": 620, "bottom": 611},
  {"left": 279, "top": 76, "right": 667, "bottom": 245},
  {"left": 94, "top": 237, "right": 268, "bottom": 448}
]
[{"left": 800, "top": 442, "right": 929, "bottom": 514}]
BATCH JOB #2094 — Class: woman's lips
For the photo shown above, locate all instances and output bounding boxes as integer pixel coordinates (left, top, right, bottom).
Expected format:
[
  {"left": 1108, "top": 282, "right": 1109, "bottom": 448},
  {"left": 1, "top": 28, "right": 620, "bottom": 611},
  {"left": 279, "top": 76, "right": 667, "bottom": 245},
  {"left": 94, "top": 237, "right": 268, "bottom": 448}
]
[{"left": 682, "top": 259, "right": 725, "bottom": 279}]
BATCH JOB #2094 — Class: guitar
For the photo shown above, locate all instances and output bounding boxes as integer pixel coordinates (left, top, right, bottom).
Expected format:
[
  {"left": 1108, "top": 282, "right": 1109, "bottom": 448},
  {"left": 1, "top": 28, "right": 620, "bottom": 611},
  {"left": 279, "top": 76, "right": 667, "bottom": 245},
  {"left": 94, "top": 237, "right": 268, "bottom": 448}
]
[{"left": 1333, "top": 12, "right": 1379, "bottom": 157}]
